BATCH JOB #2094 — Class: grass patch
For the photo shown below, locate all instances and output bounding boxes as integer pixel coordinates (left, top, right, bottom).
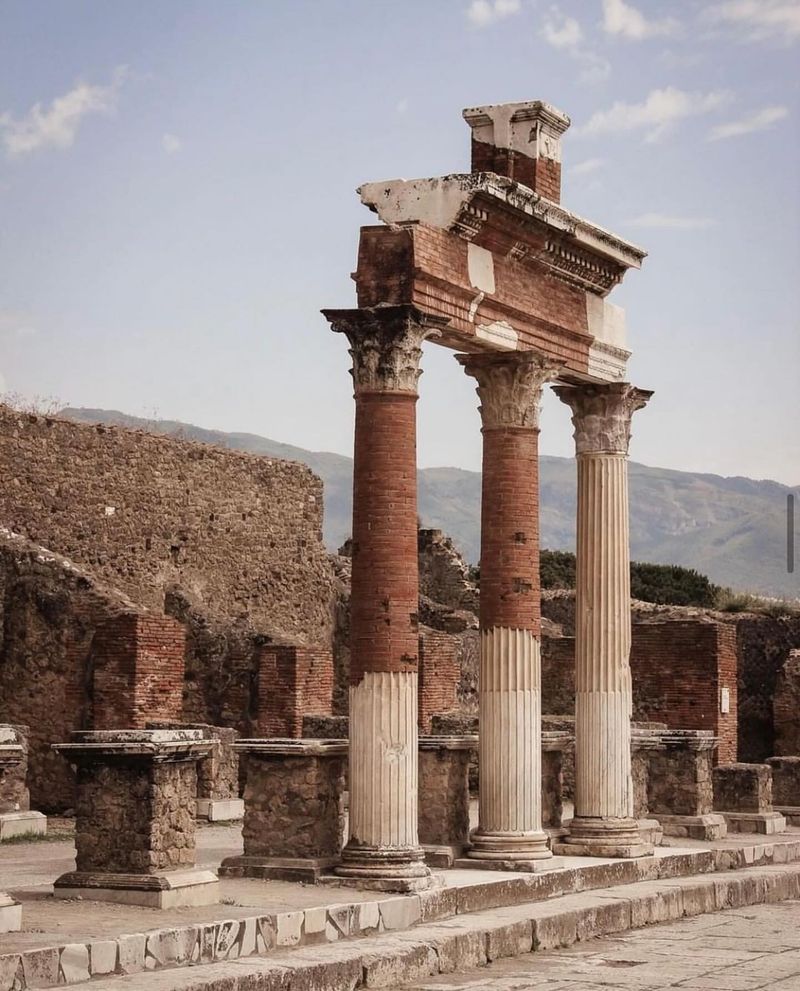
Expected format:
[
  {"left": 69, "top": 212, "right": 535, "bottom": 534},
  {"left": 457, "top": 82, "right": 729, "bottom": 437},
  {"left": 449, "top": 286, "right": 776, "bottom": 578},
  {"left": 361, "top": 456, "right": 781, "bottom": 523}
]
[{"left": 1, "top": 830, "right": 73, "bottom": 844}]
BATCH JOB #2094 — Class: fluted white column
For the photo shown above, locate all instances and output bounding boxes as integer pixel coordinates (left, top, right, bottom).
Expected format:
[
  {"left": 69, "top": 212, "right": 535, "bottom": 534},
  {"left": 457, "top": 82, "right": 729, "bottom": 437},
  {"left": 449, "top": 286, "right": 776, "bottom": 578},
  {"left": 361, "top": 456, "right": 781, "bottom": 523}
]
[{"left": 555, "top": 383, "right": 653, "bottom": 858}]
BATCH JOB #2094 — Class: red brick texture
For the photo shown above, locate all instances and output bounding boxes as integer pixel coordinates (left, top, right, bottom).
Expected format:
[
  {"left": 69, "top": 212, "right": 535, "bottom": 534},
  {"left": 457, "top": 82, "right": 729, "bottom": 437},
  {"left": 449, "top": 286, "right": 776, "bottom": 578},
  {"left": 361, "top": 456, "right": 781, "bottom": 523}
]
[
  {"left": 355, "top": 224, "right": 593, "bottom": 369},
  {"left": 256, "top": 645, "right": 334, "bottom": 738},
  {"left": 470, "top": 139, "right": 562, "bottom": 202},
  {"left": 479, "top": 427, "right": 541, "bottom": 633},
  {"left": 419, "top": 631, "right": 461, "bottom": 732},
  {"left": 92, "top": 613, "right": 185, "bottom": 730},
  {"left": 630, "top": 622, "right": 738, "bottom": 763},
  {"left": 350, "top": 391, "right": 420, "bottom": 683}
]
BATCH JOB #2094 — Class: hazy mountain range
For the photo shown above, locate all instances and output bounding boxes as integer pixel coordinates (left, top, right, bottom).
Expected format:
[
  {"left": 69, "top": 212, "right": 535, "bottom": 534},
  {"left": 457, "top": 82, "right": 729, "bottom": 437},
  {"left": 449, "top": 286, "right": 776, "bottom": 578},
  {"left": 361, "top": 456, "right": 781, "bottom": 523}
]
[{"left": 63, "top": 408, "right": 799, "bottom": 599}]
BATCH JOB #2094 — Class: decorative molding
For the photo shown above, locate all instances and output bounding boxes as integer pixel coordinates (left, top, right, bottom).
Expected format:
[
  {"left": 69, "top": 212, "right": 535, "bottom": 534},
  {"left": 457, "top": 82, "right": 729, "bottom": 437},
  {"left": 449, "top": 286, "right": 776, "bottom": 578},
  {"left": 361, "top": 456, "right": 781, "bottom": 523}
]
[
  {"left": 322, "top": 306, "right": 448, "bottom": 394},
  {"left": 453, "top": 203, "right": 488, "bottom": 241},
  {"left": 541, "top": 238, "right": 622, "bottom": 294},
  {"left": 457, "top": 350, "right": 562, "bottom": 430},
  {"left": 553, "top": 382, "right": 652, "bottom": 455}
]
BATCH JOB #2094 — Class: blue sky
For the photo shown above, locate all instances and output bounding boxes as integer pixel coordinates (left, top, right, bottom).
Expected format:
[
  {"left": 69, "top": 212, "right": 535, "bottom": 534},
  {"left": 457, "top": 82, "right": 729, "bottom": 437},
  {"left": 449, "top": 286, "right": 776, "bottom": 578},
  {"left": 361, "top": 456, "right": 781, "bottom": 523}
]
[{"left": 1, "top": 1, "right": 798, "bottom": 484}]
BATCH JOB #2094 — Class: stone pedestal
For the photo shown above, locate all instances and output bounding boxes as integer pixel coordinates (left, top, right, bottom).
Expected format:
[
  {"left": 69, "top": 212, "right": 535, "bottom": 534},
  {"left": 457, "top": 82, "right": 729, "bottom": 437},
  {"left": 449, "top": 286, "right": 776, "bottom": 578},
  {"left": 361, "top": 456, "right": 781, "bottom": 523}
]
[
  {"left": 323, "top": 306, "right": 445, "bottom": 892},
  {"left": 0, "top": 724, "right": 47, "bottom": 840},
  {"left": 648, "top": 731, "right": 727, "bottom": 841},
  {"left": 52, "top": 730, "right": 219, "bottom": 907},
  {"left": 458, "top": 351, "right": 562, "bottom": 873},
  {"left": 0, "top": 733, "right": 25, "bottom": 932},
  {"left": 768, "top": 756, "right": 800, "bottom": 826},
  {"left": 418, "top": 735, "right": 474, "bottom": 867},
  {"left": 554, "top": 384, "right": 653, "bottom": 859},
  {"left": 219, "top": 739, "right": 347, "bottom": 882},
  {"left": 630, "top": 728, "right": 665, "bottom": 848},
  {"left": 713, "top": 762, "right": 786, "bottom": 835},
  {"left": 542, "top": 730, "right": 571, "bottom": 831}
]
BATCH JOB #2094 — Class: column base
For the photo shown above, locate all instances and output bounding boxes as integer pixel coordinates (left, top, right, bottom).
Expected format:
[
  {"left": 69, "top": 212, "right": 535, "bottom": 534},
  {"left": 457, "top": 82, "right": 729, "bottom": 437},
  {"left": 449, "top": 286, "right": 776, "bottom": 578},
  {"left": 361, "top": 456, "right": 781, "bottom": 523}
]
[
  {"left": 196, "top": 798, "right": 244, "bottom": 822},
  {"left": 721, "top": 812, "right": 787, "bottom": 835},
  {"left": 454, "top": 855, "right": 564, "bottom": 874},
  {"left": 655, "top": 813, "right": 728, "bottom": 841},
  {"left": 53, "top": 869, "right": 219, "bottom": 908},
  {"left": 219, "top": 855, "right": 337, "bottom": 883},
  {"left": 0, "top": 892, "right": 21, "bottom": 934},
  {"left": 0, "top": 810, "right": 47, "bottom": 841},
  {"left": 422, "top": 844, "right": 466, "bottom": 869},
  {"left": 553, "top": 817, "right": 654, "bottom": 859},
  {"left": 333, "top": 844, "right": 435, "bottom": 893},
  {"left": 467, "top": 829, "right": 554, "bottom": 862}
]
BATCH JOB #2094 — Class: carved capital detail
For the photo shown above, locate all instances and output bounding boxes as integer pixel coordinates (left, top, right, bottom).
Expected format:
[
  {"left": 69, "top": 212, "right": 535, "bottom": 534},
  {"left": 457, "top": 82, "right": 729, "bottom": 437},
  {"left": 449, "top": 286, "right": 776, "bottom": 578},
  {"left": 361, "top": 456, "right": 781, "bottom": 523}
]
[
  {"left": 322, "top": 306, "right": 448, "bottom": 394},
  {"left": 553, "top": 382, "right": 653, "bottom": 455},
  {"left": 457, "top": 350, "right": 563, "bottom": 430}
]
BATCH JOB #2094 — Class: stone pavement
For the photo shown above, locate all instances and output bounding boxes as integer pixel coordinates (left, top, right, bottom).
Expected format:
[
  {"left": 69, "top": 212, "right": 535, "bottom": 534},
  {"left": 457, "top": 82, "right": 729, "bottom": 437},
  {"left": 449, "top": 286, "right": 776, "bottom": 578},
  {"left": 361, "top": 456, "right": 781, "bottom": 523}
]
[{"left": 395, "top": 900, "right": 800, "bottom": 990}]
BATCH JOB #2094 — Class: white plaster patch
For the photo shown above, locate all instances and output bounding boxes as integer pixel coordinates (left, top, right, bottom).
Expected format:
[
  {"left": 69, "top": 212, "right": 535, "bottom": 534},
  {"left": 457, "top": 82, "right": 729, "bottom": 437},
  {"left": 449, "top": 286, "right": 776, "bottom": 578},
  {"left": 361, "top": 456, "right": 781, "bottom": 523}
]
[
  {"left": 467, "top": 242, "right": 496, "bottom": 294},
  {"left": 475, "top": 321, "right": 518, "bottom": 350},
  {"left": 276, "top": 911, "right": 303, "bottom": 947},
  {"left": 585, "top": 294, "right": 626, "bottom": 349},
  {"left": 587, "top": 340, "right": 630, "bottom": 382}
]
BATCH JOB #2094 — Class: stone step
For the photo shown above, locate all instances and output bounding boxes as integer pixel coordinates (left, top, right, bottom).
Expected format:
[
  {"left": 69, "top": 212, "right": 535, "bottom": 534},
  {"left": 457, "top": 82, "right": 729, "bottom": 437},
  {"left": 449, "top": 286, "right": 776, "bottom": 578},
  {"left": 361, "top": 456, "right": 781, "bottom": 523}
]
[
  {"left": 43, "top": 862, "right": 800, "bottom": 991},
  {"left": 3, "top": 837, "right": 799, "bottom": 990}
]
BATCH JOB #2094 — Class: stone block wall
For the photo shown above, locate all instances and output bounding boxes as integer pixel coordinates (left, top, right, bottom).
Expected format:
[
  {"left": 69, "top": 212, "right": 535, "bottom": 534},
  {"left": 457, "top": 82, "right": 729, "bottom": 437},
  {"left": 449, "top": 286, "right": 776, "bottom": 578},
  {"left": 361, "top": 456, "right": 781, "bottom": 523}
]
[
  {"left": 542, "top": 635, "right": 576, "bottom": 715},
  {"left": 419, "top": 630, "right": 461, "bottom": 732},
  {"left": 256, "top": 645, "right": 334, "bottom": 737},
  {"left": 774, "top": 650, "right": 800, "bottom": 757},
  {"left": 0, "top": 405, "right": 336, "bottom": 645},
  {"left": 738, "top": 617, "right": 800, "bottom": 761},
  {"left": 713, "top": 762, "right": 772, "bottom": 814},
  {"left": 92, "top": 614, "right": 185, "bottom": 730}
]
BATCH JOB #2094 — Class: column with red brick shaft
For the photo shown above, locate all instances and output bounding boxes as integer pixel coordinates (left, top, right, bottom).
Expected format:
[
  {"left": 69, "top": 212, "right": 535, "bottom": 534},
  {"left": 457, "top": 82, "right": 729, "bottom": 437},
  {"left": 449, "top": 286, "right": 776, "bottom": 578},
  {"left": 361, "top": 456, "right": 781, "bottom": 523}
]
[
  {"left": 458, "top": 350, "right": 561, "bottom": 866},
  {"left": 554, "top": 383, "right": 653, "bottom": 857},
  {"left": 322, "top": 304, "right": 446, "bottom": 891}
]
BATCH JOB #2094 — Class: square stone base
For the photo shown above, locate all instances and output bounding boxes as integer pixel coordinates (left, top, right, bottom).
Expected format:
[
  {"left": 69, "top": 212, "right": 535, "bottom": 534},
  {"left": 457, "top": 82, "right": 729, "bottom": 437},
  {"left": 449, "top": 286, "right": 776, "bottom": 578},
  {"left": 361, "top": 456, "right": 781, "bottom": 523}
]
[
  {"left": 0, "top": 892, "right": 21, "bottom": 933},
  {"left": 638, "top": 818, "right": 664, "bottom": 847},
  {"left": 54, "top": 869, "right": 219, "bottom": 908},
  {"left": 775, "top": 806, "right": 800, "bottom": 828},
  {"left": 453, "top": 856, "right": 565, "bottom": 874},
  {"left": 722, "top": 811, "right": 787, "bottom": 835},
  {"left": 422, "top": 845, "right": 466, "bottom": 869},
  {"left": 656, "top": 813, "right": 728, "bottom": 841},
  {"left": 552, "top": 840, "right": 654, "bottom": 859},
  {"left": 196, "top": 798, "right": 244, "bottom": 822},
  {"left": 219, "top": 855, "right": 338, "bottom": 882},
  {"left": 0, "top": 810, "right": 47, "bottom": 841}
]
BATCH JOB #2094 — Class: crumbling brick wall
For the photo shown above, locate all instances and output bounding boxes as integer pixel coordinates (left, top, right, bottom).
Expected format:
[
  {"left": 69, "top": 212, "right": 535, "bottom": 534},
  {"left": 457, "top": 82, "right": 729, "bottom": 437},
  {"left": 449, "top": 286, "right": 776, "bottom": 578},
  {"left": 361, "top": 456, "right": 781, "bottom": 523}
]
[
  {"left": 0, "top": 405, "right": 336, "bottom": 645},
  {"left": 630, "top": 621, "right": 738, "bottom": 763},
  {"left": 417, "top": 530, "right": 479, "bottom": 613},
  {"left": 736, "top": 616, "right": 800, "bottom": 761},
  {"left": 774, "top": 650, "right": 800, "bottom": 757},
  {"left": 0, "top": 530, "right": 137, "bottom": 810},
  {"left": 256, "top": 645, "right": 334, "bottom": 737},
  {"left": 92, "top": 614, "right": 185, "bottom": 730},
  {"left": 419, "top": 629, "right": 461, "bottom": 732}
]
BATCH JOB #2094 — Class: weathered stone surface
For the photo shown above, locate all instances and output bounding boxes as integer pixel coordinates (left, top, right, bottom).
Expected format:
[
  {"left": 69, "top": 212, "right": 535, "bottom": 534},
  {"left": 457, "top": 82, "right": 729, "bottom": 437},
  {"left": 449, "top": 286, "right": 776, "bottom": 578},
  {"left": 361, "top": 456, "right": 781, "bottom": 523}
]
[
  {"left": 774, "top": 649, "right": 800, "bottom": 757},
  {"left": 648, "top": 732, "right": 716, "bottom": 816},
  {"left": 238, "top": 749, "right": 346, "bottom": 860},
  {"left": 714, "top": 762, "right": 773, "bottom": 814},
  {"left": 768, "top": 756, "right": 800, "bottom": 809},
  {"left": 418, "top": 742, "right": 470, "bottom": 849},
  {"left": 0, "top": 724, "right": 30, "bottom": 812}
]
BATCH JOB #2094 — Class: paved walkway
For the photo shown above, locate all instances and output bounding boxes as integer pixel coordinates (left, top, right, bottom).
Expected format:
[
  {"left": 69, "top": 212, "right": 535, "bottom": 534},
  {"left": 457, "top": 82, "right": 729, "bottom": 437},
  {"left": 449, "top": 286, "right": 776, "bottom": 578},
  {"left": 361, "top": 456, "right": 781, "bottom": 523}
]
[{"left": 396, "top": 901, "right": 800, "bottom": 990}]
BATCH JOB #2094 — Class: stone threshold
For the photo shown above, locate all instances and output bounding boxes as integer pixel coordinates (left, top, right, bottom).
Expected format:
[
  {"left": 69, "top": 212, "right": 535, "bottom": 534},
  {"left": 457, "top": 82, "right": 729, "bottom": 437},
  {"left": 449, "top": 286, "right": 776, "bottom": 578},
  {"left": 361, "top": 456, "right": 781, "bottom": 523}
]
[
  {"left": 36, "top": 861, "right": 800, "bottom": 991},
  {"left": 2, "top": 836, "right": 799, "bottom": 990}
]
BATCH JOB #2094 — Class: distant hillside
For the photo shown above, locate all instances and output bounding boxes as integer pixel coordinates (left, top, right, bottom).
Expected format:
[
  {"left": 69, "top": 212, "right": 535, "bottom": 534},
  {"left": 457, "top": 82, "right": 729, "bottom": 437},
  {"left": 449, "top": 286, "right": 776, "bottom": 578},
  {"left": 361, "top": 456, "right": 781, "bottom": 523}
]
[{"left": 62, "top": 408, "right": 799, "bottom": 599}]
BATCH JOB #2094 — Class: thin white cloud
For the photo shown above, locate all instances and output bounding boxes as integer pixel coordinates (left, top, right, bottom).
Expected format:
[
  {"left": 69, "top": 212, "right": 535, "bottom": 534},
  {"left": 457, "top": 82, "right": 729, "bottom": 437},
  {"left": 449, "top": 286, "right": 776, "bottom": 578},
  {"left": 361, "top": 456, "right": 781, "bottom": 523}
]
[
  {"left": 466, "top": 0, "right": 521, "bottom": 27},
  {"left": 570, "top": 157, "right": 605, "bottom": 176},
  {"left": 704, "top": 1, "right": 800, "bottom": 44},
  {"left": 602, "top": 0, "right": 678, "bottom": 39},
  {"left": 577, "top": 86, "right": 729, "bottom": 142},
  {"left": 708, "top": 105, "right": 788, "bottom": 140},
  {"left": 540, "top": 7, "right": 611, "bottom": 82},
  {"left": 161, "top": 133, "right": 181, "bottom": 154},
  {"left": 0, "top": 67, "right": 126, "bottom": 159},
  {"left": 396, "top": 98, "right": 409, "bottom": 115},
  {"left": 0, "top": 310, "right": 37, "bottom": 339},
  {"left": 628, "top": 212, "right": 716, "bottom": 230}
]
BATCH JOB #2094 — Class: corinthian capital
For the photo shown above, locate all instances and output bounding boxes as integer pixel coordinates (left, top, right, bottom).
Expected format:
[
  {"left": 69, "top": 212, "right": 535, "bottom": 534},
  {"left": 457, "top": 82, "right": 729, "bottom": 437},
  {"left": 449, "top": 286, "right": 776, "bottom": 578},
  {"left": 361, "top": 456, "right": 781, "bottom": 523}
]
[
  {"left": 322, "top": 305, "right": 447, "bottom": 394},
  {"left": 456, "top": 349, "right": 562, "bottom": 430},
  {"left": 553, "top": 382, "right": 653, "bottom": 455}
]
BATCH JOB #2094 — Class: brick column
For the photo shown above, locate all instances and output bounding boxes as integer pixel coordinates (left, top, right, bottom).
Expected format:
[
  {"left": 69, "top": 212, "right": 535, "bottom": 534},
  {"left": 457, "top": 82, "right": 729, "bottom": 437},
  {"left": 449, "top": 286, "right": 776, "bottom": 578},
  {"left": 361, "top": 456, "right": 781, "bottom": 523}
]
[
  {"left": 554, "top": 383, "right": 652, "bottom": 858},
  {"left": 323, "top": 304, "right": 445, "bottom": 892},
  {"left": 458, "top": 350, "right": 561, "bottom": 867}
]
